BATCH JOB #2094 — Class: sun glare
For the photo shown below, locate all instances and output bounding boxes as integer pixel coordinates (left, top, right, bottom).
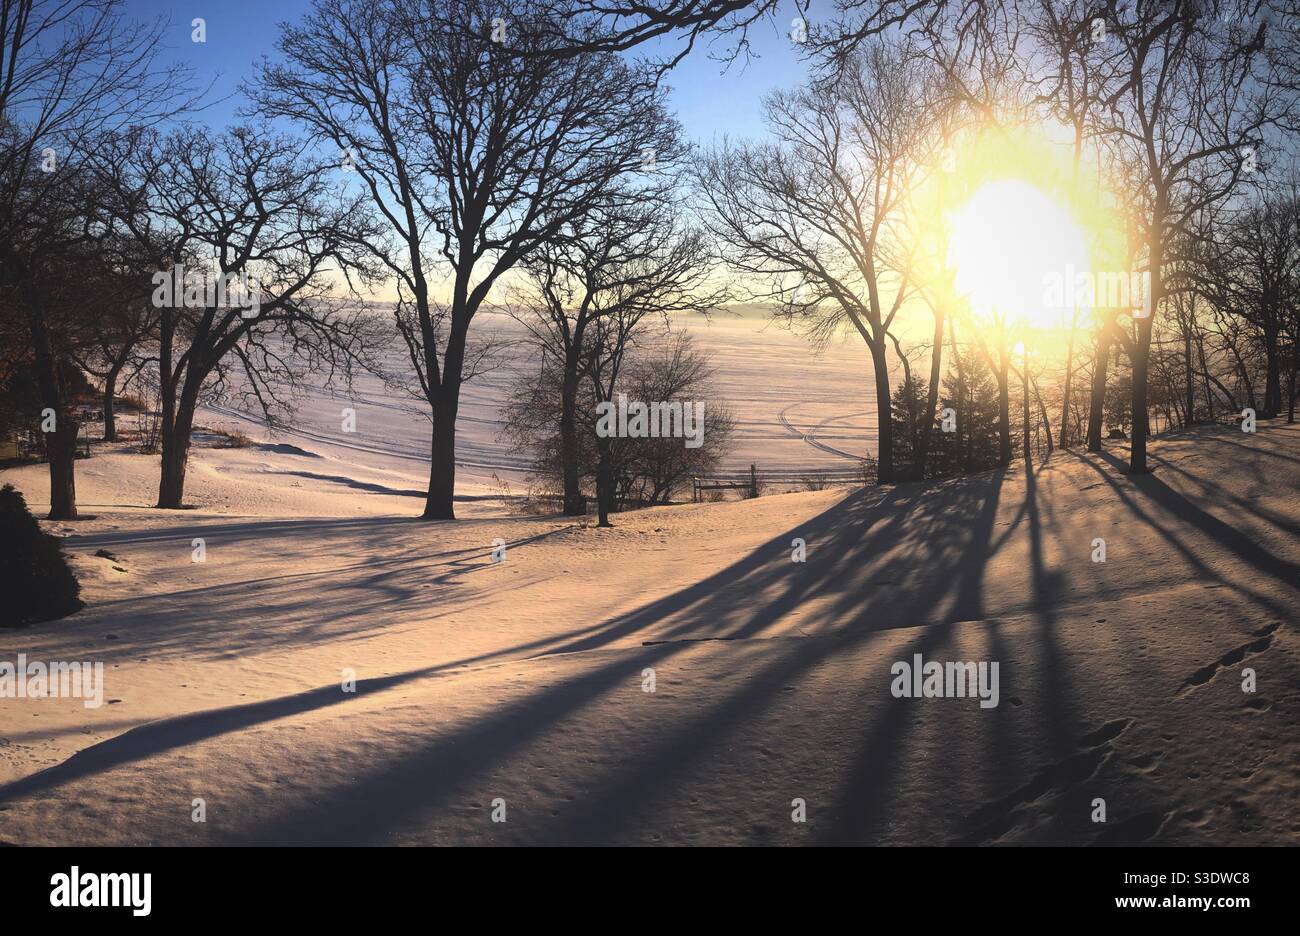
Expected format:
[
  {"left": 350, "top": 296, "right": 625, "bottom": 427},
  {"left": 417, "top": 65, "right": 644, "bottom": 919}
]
[{"left": 947, "top": 178, "right": 1092, "bottom": 331}]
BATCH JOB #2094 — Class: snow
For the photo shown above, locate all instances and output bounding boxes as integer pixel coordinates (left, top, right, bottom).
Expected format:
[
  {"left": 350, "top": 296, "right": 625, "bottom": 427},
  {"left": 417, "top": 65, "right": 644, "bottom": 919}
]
[
  {"left": 198, "top": 309, "right": 880, "bottom": 493},
  {"left": 0, "top": 407, "right": 1296, "bottom": 844}
]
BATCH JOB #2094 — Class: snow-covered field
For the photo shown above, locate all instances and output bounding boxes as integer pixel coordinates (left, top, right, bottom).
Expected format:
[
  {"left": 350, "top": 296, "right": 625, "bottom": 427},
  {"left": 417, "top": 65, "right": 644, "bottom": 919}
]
[
  {"left": 1, "top": 417, "right": 1296, "bottom": 845},
  {"left": 201, "top": 308, "right": 880, "bottom": 493}
]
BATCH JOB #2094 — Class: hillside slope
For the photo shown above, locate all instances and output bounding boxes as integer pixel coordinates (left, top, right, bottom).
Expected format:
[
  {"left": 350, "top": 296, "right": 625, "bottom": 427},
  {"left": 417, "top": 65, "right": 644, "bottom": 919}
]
[{"left": 1, "top": 423, "right": 1296, "bottom": 845}]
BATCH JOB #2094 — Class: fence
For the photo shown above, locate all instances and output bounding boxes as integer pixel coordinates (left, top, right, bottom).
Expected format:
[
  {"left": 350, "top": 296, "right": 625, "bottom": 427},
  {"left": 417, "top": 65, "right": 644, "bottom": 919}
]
[
  {"left": 2, "top": 427, "right": 92, "bottom": 462},
  {"left": 691, "top": 463, "right": 864, "bottom": 502}
]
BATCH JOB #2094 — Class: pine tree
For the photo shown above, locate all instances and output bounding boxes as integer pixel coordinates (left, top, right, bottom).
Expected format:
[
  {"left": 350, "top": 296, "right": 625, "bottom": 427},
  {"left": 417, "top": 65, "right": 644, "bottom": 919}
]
[
  {"left": 890, "top": 374, "right": 931, "bottom": 480},
  {"left": 933, "top": 348, "right": 1004, "bottom": 477}
]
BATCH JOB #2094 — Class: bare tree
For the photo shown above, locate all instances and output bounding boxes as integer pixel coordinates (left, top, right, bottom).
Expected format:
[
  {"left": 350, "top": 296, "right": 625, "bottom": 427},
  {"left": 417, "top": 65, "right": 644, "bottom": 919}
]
[
  {"left": 579, "top": 295, "right": 669, "bottom": 526},
  {"left": 256, "top": 0, "right": 677, "bottom": 520},
  {"left": 71, "top": 259, "right": 157, "bottom": 442},
  {"left": 504, "top": 329, "right": 731, "bottom": 515},
  {"left": 0, "top": 0, "right": 192, "bottom": 518},
  {"left": 1199, "top": 190, "right": 1299, "bottom": 417},
  {"left": 617, "top": 335, "right": 734, "bottom": 506},
  {"left": 457, "top": 0, "right": 789, "bottom": 67},
  {"left": 508, "top": 193, "right": 721, "bottom": 515},
  {"left": 1088, "top": 1, "right": 1293, "bottom": 472},
  {"left": 1019, "top": 1, "right": 1111, "bottom": 448},
  {"left": 99, "top": 127, "right": 380, "bottom": 508},
  {"left": 496, "top": 0, "right": 1004, "bottom": 75},
  {"left": 697, "top": 40, "right": 940, "bottom": 483}
]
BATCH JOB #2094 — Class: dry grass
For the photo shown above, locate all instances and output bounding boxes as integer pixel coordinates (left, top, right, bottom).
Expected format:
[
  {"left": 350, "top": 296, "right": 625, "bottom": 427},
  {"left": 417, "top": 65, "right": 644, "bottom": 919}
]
[{"left": 208, "top": 427, "right": 254, "bottom": 449}]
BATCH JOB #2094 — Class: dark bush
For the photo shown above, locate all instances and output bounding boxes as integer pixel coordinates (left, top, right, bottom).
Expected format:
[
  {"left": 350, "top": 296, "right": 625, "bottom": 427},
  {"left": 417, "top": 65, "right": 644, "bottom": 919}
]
[{"left": 0, "top": 484, "right": 82, "bottom": 627}]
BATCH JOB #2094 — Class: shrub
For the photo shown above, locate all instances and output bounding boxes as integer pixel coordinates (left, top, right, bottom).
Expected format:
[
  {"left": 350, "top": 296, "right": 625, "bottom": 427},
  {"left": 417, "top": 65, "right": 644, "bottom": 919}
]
[
  {"left": 210, "top": 427, "right": 253, "bottom": 449},
  {"left": 0, "top": 484, "right": 82, "bottom": 627},
  {"left": 502, "top": 331, "right": 734, "bottom": 510},
  {"left": 857, "top": 454, "right": 879, "bottom": 486}
]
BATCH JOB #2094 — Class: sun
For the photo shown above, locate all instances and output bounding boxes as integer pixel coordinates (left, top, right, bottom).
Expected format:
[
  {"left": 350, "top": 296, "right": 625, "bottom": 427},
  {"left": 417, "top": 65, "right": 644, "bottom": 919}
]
[{"left": 947, "top": 178, "right": 1092, "bottom": 331}]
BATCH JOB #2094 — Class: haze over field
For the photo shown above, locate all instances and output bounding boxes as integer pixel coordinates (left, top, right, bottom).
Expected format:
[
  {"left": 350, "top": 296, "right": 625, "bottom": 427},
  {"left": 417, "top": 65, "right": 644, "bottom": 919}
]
[{"left": 202, "top": 310, "right": 880, "bottom": 492}]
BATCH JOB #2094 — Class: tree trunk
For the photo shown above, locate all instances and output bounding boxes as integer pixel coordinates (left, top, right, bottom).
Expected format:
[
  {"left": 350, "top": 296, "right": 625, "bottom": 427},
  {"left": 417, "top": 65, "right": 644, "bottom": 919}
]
[
  {"left": 1196, "top": 329, "right": 1217, "bottom": 420},
  {"left": 559, "top": 353, "right": 585, "bottom": 516},
  {"left": 1182, "top": 330, "right": 1195, "bottom": 427},
  {"left": 24, "top": 295, "right": 78, "bottom": 519},
  {"left": 423, "top": 391, "right": 460, "bottom": 520},
  {"left": 996, "top": 346, "right": 1011, "bottom": 465},
  {"left": 1288, "top": 339, "right": 1298, "bottom": 424},
  {"left": 913, "top": 308, "right": 944, "bottom": 480},
  {"left": 947, "top": 317, "right": 968, "bottom": 472},
  {"left": 1129, "top": 316, "right": 1154, "bottom": 475},
  {"left": 422, "top": 325, "right": 468, "bottom": 521},
  {"left": 103, "top": 364, "right": 121, "bottom": 443},
  {"left": 1033, "top": 374, "right": 1054, "bottom": 454},
  {"left": 870, "top": 336, "right": 894, "bottom": 483},
  {"left": 595, "top": 439, "right": 614, "bottom": 527},
  {"left": 1233, "top": 349, "right": 1257, "bottom": 414},
  {"left": 158, "top": 391, "right": 197, "bottom": 509},
  {"left": 157, "top": 310, "right": 178, "bottom": 507},
  {"left": 1059, "top": 310, "right": 1076, "bottom": 447},
  {"left": 1263, "top": 327, "right": 1281, "bottom": 418},
  {"left": 887, "top": 332, "right": 915, "bottom": 477},
  {"left": 45, "top": 417, "right": 79, "bottom": 520},
  {"left": 1086, "top": 316, "right": 1113, "bottom": 452},
  {"left": 1021, "top": 344, "right": 1031, "bottom": 461}
]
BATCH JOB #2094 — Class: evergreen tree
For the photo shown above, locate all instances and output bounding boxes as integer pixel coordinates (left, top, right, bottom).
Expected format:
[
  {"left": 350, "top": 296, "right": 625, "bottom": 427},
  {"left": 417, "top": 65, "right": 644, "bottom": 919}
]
[
  {"left": 933, "top": 348, "right": 1004, "bottom": 477},
  {"left": 890, "top": 374, "right": 931, "bottom": 480},
  {"left": 0, "top": 484, "right": 82, "bottom": 627}
]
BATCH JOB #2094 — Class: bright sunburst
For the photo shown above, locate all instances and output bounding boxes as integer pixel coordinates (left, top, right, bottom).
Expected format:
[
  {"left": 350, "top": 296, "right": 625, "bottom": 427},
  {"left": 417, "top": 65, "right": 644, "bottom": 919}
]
[{"left": 947, "top": 178, "right": 1091, "bottom": 331}]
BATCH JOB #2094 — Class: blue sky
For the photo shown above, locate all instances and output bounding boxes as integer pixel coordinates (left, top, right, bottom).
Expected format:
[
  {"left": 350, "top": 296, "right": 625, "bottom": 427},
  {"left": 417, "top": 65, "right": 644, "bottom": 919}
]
[{"left": 128, "top": 0, "right": 812, "bottom": 143}]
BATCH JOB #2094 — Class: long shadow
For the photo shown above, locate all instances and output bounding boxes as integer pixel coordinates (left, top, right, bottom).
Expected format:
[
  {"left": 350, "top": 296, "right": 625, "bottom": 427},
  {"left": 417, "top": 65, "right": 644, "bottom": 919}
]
[
  {"left": 532, "top": 487, "right": 893, "bottom": 656},
  {"left": 61, "top": 511, "right": 569, "bottom": 561},
  {"left": 1, "top": 598, "right": 750, "bottom": 808},
  {"left": 1147, "top": 453, "right": 1300, "bottom": 536},
  {"left": 2, "top": 524, "right": 585, "bottom": 663},
  {"left": 238, "top": 472, "right": 1030, "bottom": 845},
  {"left": 947, "top": 469, "right": 1006, "bottom": 622},
  {"left": 8, "top": 463, "right": 1093, "bottom": 844},
  {"left": 1098, "top": 450, "right": 1299, "bottom": 590},
  {"left": 0, "top": 670, "right": 445, "bottom": 805},
  {"left": 62, "top": 515, "right": 432, "bottom": 550},
  {"left": 543, "top": 470, "right": 1015, "bottom": 659},
  {"left": 0, "top": 494, "right": 876, "bottom": 804},
  {"left": 26, "top": 428, "right": 1291, "bottom": 845},
  {"left": 814, "top": 468, "right": 1022, "bottom": 844},
  {"left": 554, "top": 466, "right": 1020, "bottom": 845},
  {"left": 1068, "top": 452, "right": 1296, "bottom": 625},
  {"left": 272, "top": 471, "right": 425, "bottom": 498},
  {"left": 232, "top": 489, "right": 934, "bottom": 842},
  {"left": 1022, "top": 456, "right": 1074, "bottom": 761},
  {"left": 1197, "top": 427, "right": 1300, "bottom": 466}
]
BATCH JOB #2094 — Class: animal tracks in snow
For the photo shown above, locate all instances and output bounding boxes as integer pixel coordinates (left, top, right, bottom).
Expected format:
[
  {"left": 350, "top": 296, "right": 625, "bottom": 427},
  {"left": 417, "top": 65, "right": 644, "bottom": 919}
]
[
  {"left": 1176, "top": 622, "right": 1281, "bottom": 698},
  {"left": 952, "top": 717, "right": 1134, "bottom": 845}
]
